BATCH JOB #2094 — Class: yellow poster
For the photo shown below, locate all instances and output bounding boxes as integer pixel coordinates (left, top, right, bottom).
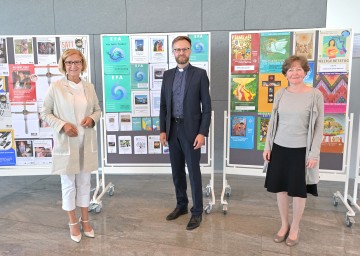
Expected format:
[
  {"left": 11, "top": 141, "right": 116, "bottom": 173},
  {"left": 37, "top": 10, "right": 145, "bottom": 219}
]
[{"left": 257, "top": 73, "right": 288, "bottom": 113}]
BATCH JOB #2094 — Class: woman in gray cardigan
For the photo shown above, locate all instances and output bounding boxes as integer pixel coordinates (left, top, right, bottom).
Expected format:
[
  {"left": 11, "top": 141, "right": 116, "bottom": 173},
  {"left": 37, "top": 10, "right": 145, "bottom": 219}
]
[
  {"left": 41, "top": 49, "right": 101, "bottom": 243},
  {"left": 263, "top": 55, "right": 324, "bottom": 246}
]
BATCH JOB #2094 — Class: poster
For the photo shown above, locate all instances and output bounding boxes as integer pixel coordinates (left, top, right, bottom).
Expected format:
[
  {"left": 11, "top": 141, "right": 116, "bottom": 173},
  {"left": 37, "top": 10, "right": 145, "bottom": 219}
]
[
  {"left": 303, "top": 62, "right": 315, "bottom": 87},
  {"left": 315, "top": 73, "right": 348, "bottom": 113},
  {"left": 36, "top": 37, "right": 57, "bottom": 65},
  {"left": 104, "top": 74, "right": 131, "bottom": 112},
  {"left": 102, "top": 35, "right": 130, "bottom": 75},
  {"left": 11, "top": 102, "right": 39, "bottom": 138},
  {"left": 189, "top": 33, "right": 209, "bottom": 62},
  {"left": 0, "top": 129, "right": 16, "bottom": 166},
  {"left": 131, "top": 90, "right": 150, "bottom": 117},
  {"left": 107, "top": 135, "right": 117, "bottom": 153},
  {"left": 150, "top": 63, "right": 168, "bottom": 90},
  {"left": 317, "top": 29, "right": 351, "bottom": 73},
  {"left": 293, "top": 31, "right": 316, "bottom": 60},
  {"left": 134, "top": 136, "right": 147, "bottom": 154},
  {"left": 150, "top": 91, "right": 160, "bottom": 117},
  {"left": 131, "top": 63, "right": 149, "bottom": 90},
  {"left": 229, "top": 115, "right": 255, "bottom": 149},
  {"left": 119, "top": 113, "right": 132, "bottom": 131},
  {"left": 13, "top": 37, "right": 34, "bottom": 64},
  {"left": 130, "top": 35, "right": 149, "bottom": 63},
  {"left": 0, "top": 37, "right": 9, "bottom": 76},
  {"left": 105, "top": 112, "right": 120, "bottom": 131},
  {"left": 231, "top": 33, "right": 260, "bottom": 74},
  {"left": 0, "top": 92, "right": 11, "bottom": 129},
  {"left": 260, "top": 32, "right": 290, "bottom": 73},
  {"left": 148, "top": 135, "right": 161, "bottom": 154},
  {"left": 8, "top": 64, "right": 36, "bottom": 102},
  {"left": 257, "top": 73, "right": 288, "bottom": 113},
  {"left": 149, "top": 35, "right": 168, "bottom": 63},
  {"left": 321, "top": 114, "right": 345, "bottom": 153},
  {"left": 60, "top": 36, "right": 88, "bottom": 56},
  {"left": 34, "top": 66, "right": 63, "bottom": 102},
  {"left": 15, "top": 139, "right": 34, "bottom": 165},
  {"left": 118, "top": 136, "right": 132, "bottom": 154},
  {"left": 256, "top": 113, "right": 270, "bottom": 150},
  {"left": 33, "top": 139, "right": 52, "bottom": 165},
  {"left": 230, "top": 74, "right": 258, "bottom": 112}
]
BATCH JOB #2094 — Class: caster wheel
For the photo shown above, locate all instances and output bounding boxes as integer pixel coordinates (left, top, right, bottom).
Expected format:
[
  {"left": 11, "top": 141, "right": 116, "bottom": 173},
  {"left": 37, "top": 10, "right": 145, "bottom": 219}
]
[
  {"left": 108, "top": 186, "right": 114, "bottom": 196},
  {"left": 222, "top": 205, "right": 228, "bottom": 215},
  {"left": 346, "top": 217, "right": 352, "bottom": 228},
  {"left": 95, "top": 205, "right": 101, "bottom": 213},
  {"left": 333, "top": 196, "right": 338, "bottom": 207},
  {"left": 204, "top": 206, "right": 211, "bottom": 214}
]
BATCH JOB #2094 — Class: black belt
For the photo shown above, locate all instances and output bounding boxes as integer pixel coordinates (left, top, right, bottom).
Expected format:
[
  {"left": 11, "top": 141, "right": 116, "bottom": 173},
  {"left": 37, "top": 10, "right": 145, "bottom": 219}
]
[{"left": 172, "top": 117, "right": 184, "bottom": 123}]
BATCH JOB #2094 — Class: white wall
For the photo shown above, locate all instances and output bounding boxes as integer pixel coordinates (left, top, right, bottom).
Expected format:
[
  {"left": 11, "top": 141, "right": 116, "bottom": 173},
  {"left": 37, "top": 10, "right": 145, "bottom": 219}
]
[{"left": 327, "top": 0, "right": 360, "bottom": 33}]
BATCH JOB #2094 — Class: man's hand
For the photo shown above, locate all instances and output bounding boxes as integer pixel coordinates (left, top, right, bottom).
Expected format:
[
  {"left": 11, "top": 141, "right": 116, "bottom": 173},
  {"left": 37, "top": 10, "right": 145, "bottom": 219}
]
[
  {"left": 193, "top": 134, "right": 205, "bottom": 150},
  {"left": 160, "top": 132, "right": 167, "bottom": 146},
  {"left": 62, "top": 123, "right": 78, "bottom": 137}
]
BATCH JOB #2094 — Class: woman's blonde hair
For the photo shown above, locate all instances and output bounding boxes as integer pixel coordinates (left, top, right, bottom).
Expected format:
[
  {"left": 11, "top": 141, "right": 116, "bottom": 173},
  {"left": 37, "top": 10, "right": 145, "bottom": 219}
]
[{"left": 58, "top": 49, "right": 87, "bottom": 74}]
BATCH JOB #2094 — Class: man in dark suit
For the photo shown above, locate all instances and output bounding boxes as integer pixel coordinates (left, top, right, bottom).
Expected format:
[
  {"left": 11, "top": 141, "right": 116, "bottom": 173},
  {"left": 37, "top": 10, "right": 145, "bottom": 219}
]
[{"left": 160, "top": 36, "right": 211, "bottom": 230}]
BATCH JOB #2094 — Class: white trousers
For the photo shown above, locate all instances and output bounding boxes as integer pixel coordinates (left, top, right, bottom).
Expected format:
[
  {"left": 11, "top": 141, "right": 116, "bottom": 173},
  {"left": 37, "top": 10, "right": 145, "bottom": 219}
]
[{"left": 60, "top": 172, "right": 91, "bottom": 211}]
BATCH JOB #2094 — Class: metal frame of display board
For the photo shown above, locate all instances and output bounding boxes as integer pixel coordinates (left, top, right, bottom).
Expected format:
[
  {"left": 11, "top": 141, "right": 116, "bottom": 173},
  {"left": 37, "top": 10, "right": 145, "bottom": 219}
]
[{"left": 100, "top": 111, "right": 216, "bottom": 214}]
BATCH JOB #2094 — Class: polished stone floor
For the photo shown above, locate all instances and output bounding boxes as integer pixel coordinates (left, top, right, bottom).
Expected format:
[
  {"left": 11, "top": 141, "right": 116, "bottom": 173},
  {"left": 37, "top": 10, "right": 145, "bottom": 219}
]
[{"left": 0, "top": 173, "right": 360, "bottom": 255}]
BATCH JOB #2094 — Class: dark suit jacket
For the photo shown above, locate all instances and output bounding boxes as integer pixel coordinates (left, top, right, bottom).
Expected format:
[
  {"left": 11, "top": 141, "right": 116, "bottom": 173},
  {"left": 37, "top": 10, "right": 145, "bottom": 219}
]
[{"left": 160, "top": 64, "right": 212, "bottom": 143}]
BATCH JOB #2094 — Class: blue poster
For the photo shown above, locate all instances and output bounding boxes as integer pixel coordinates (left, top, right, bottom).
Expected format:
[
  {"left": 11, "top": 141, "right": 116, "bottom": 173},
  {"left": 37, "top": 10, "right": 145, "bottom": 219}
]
[
  {"left": 304, "top": 61, "right": 314, "bottom": 87},
  {"left": 0, "top": 130, "right": 16, "bottom": 166},
  {"left": 230, "top": 116, "right": 255, "bottom": 149}
]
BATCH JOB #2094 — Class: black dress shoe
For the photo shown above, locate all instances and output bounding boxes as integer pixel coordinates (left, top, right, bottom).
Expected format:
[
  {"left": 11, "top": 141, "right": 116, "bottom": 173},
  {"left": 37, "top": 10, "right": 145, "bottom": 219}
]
[
  {"left": 166, "top": 207, "right": 188, "bottom": 221},
  {"left": 186, "top": 215, "right": 202, "bottom": 230}
]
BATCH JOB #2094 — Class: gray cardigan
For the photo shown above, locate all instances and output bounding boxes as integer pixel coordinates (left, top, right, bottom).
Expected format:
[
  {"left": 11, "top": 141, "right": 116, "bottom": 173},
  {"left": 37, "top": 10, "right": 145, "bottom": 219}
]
[{"left": 265, "top": 88, "right": 324, "bottom": 184}]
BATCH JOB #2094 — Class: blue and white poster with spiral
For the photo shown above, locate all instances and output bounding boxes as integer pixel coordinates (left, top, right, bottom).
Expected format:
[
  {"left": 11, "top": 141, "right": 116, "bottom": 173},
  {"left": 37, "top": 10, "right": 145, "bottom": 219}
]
[
  {"left": 131, "top": 63, "right": 149, "bottom": 90},
  {"left": 189, "top": 34, "right": 209, "bottom": 62}
]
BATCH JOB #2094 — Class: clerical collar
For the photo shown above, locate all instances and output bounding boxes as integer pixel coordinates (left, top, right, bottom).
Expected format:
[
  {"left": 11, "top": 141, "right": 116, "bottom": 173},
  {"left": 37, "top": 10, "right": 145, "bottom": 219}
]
[{"left": 177, "top": 64, "right": 189, "bottom": 72}]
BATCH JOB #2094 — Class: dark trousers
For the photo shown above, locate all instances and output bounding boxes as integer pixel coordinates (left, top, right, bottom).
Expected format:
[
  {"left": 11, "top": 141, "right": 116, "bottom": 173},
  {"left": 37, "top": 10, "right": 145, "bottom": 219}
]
[{"left": 168, "top": 120, "right": 203, "bottom": 216}]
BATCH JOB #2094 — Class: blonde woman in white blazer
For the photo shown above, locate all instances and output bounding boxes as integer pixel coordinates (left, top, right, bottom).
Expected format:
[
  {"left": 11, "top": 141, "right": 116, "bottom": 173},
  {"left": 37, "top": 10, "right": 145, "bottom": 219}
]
[{"left": 41, "top": 49, "right": 101, "bottom": 243}]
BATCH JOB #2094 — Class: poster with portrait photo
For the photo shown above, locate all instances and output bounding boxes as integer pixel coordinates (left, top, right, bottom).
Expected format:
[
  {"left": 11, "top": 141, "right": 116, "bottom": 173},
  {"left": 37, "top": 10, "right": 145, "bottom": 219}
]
[
  {"left": 131, "top": 91, "right": 150, "bottom": 117},
  {"left": 15, "top": 139, "right": 34, "bottom": 165},
  {"left": 8, "top": 64, "right": 36, "bottom": 102},
  {"left": 148, "top": 135, "right": 161, "bottom": 154},
  {"left": 13, "top": 37, "right": 34, "bottom": 64},
  {"left": 229, "top": 115, "right": 255, "bottom": 150},
  {"left": 36, "top": 37, "right": 57, "bottom": 65},
  {"left": 130, "top": 35, "right": 149, "bottom": 63},
  {"left": 118, "top": 135, "right": 132, "bottom": 154},
  {"left": 256, "top": 113, "right": 270, "bottom": 150},
  {"left": 150, "top": 63, "right": 168, "bottom": 90},
  {"left": 149, "top": 35, "right": 168, "bottom": 63},
  {"left": 33, "top": 139, "right": 52, "bottom": 165}
]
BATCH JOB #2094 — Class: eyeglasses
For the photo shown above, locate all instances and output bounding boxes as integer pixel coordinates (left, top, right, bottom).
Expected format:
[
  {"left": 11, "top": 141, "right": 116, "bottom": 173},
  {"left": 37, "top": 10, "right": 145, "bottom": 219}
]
[
  {"left": 64, "top": 60, "right": 82, "bottom": 66},
  {"left": 287, "top": 68, "right": 304, "bottom": 73},
  {"left": 173, "top": 48, "right": 190, "bottom": 53}
]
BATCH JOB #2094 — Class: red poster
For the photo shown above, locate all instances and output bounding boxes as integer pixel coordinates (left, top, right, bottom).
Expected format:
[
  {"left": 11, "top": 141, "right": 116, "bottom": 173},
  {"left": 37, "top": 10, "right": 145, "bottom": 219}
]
[
  {"left": 231, "top": 33, "right": 260, "bottom": 74},
  {"left": 8, "top": 64, "right": 36, "bottom": 102}
]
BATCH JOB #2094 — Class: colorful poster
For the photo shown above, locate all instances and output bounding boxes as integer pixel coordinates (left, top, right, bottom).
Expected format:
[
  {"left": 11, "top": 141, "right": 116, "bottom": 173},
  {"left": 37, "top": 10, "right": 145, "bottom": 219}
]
[
  {"left": 152, "top": 117, "right": 160, "bottom": 131},
  {"left": 315, "top": 73, "right": 348, "bottom": 113},
  {"left": 141, "top": 117, "right": 152, "bottom": 131},
  {"left": 257, "top": 73, "right": 288, "bottom": 113},
  {"left": 229, "top": 115, "right": 255, "bottom": 149},
  {"left": 130, "top": 35, "right": 149, "bottom": 63},
  {"left": 304, "top": 62, "right": 315, "bottom": 87},
  {"left": 189, "top": 33, "right": 209, "bottom": 62},
  {"left": 130, "top": 63, "right": 149, "bottom": 90},
  {"left": 317, "top": 29, "right": 352, "bottom": 73},
  {"left": 13, "top": 37, "right": 34, "bottom": 64},
  {"left": 230, "top": 74, "right": 258, "bottom": 112},
  {"left": 104, "top": 74, "right": 131, "bottom": 112},
  {"left": 132, "top": 117, "right": 141, "bottom": 131},
  {"left": 260, "top": 32, "right": 290, "bottom": 73},
  {"left": 293, "top": 31, "right": 316, "bottom": 60},
  {"left": 60, "top": 36, "right": 88, "bottom": 57},
  {"left": 102, "top": 35, "right": 130, "bottom": 75},
  {"left": 0, "top": 130, "right": 16, "bottom": 166},
  {"left": 256, "top": 113, "right": 270, "bottom": 150},
  {"left": 231, "top": 33, "right": 260, "bottom": 74},
  {"left": 0, "top": 93, "right": 11, "bottom": 129},
  {"left": 0, "top": 76, "right": 6, "bottom": 92},
  {"left": 149, "top": 35, "right": 168, "bottom": 63},
  {"left": 321, "top": 114, "right": 346, "bottom": 153},
  {"left": 8, "top": 64, "right": 36, "bottom": 102}
]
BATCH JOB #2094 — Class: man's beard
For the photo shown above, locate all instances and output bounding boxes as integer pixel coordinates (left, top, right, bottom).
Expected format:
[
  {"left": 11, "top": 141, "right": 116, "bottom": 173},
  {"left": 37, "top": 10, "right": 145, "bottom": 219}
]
[{"left": 175, "top": 55, "right": 189, "bottom": 65}]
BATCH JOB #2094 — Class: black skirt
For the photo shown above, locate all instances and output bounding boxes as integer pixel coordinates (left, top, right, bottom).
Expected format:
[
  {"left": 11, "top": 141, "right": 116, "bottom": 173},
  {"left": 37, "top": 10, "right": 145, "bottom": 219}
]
[{"left": 264, "top": 143, "right": 318, "bottom": 198}]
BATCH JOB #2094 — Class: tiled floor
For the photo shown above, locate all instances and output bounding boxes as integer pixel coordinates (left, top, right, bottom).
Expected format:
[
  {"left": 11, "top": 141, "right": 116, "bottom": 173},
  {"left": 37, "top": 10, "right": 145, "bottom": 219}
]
[{"left": 0, "top": 174, "right": 359, "bottom": 255}]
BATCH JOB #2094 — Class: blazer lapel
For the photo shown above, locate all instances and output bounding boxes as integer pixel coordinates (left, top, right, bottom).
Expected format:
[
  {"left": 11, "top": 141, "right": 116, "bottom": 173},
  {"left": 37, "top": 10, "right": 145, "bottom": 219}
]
[
  {"left": 183, "top": 64, "right": 194, "bottom": 99},
  {"left": 167, "top": 68, "right": 176, "bottom": 104}
]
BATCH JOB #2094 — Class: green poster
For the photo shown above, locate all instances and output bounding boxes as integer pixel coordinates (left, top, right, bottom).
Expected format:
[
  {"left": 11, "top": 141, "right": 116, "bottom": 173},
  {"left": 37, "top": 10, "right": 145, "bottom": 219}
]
[
  {"left": 104, "top": 74, "right": 131, "bottom": 112},
  {"left": 189, "top": 34, "right": 209, "bottom": 62},
  {"left": 102, "top": 35, "right": 130, "bottom": 75},
  {"left": 256, "top": 113, "right": 271, "bottom": 150},
  {"left": 230, "top": 74, "right": 258, "bottom": 112},
  {"left": 130, "top": 63, "right": 149, "bottom": 90}
]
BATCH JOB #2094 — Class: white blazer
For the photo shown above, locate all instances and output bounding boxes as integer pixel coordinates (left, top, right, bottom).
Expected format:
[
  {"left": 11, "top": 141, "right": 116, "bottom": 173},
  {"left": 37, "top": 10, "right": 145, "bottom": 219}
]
[{"left": 40, "top": 77, "right": 101, "bottom": 175}]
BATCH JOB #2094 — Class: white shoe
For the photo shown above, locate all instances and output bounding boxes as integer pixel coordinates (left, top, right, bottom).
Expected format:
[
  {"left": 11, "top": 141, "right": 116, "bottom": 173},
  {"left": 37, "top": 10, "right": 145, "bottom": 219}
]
[
  {"left": 79, "top": 217, "right": 95, "bottom": 238},
  {"left": 69, "top": 222, "right": 82, "bottom": 243}
]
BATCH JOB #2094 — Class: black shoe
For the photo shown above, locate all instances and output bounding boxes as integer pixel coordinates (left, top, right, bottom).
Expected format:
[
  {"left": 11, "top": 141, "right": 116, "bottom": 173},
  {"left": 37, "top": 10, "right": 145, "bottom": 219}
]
[
  {"left": 166, "top": 207, "right": 188, "bottom": 221},
  {"left": 186, "top": 215, "right": 202, "bottom": 230}
]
